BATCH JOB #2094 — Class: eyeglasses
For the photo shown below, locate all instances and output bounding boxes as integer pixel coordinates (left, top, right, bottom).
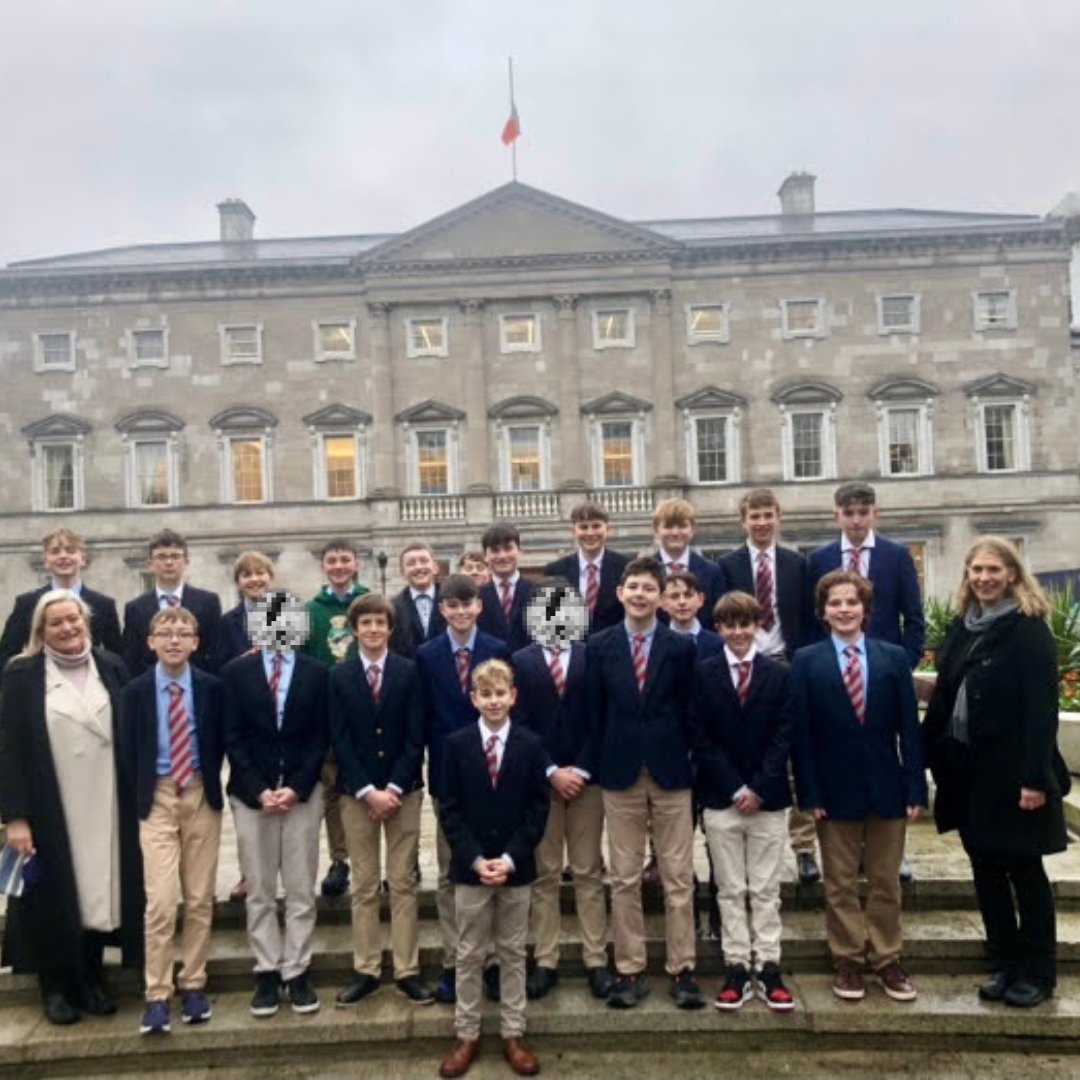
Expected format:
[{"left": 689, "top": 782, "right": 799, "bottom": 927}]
[{"left": 153, "top": 630, "right": 196, "bottom": 641}]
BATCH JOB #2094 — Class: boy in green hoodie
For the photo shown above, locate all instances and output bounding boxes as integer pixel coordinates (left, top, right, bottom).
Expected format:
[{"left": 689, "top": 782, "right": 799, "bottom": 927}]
[{"left": 303, "top": 538, "right": 369, "bottom": 896}]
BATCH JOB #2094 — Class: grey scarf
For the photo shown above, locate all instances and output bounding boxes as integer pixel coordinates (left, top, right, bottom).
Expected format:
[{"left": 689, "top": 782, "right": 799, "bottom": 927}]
[{"left": 949, "top": 598, "right": 1020, "bottom": 743}]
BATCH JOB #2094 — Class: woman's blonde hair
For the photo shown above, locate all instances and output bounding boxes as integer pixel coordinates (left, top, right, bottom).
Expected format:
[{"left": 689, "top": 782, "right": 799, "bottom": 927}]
[
  {"left": 954, "top": 536, "right": 1049, "bottom": 619},
  {"left": 21, "top": 589, "right": 91, "bottom": 658}
]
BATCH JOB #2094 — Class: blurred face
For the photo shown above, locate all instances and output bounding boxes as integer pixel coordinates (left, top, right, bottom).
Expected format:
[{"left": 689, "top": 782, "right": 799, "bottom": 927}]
[
  {"left": 43, "top": 600, "right": 89, "bottom": 656},
  {"left": 719, "top": 617, "right": 758, "bottom": 659},
  {"left": 237, "top": 565, "right": 273, "bottom": 604},
  {"left": 655, "top": 519, "right": 693, "bottom": 558},
  {"left": 572, "top": 517, "right": 609, "bottom": 558},
  {"left": 43, "top": 541, "right": 86, "bottom": 587},
  {"left": 823, "top": 583, "right": 865, "bottom": 642},
  {"left": 401, "top": 548, "right": 436, "bottom": 591},
  {"left": 440, "top": 596, "right": 482, "bottom": 637},
  {"left": 353, "top": 613, "right": 390, "bottom": 657},
  {"left": 617, "top": 573, "right": 662, "bottom": 627},
  {"left": 662, "top": 580, "right": 703, "bottom": 628},
  {"left": 149, "top": 621, "right": 198, "bottom": 673},
  {"left": 460, "top": 558, "right": 491, "bottom": 586},
  {"left": 322, "top": 548, "right": 360, "bottom": 591},
  {"left": 470, "top": 681, "right": 516, "bottom": 729},
  {"left": 150, "top": 545, "right": 188, "bottom": 589},
  {"left": 835, "top": 502, "right": 877, "bottom": 546},
  {"left": 967, "top": 549, "right": 1017, "bottom": 608},
  {"left": 485, "top": 541, "right": 520, "bottom": 579},
  {"left": 741, "top": 505, "right": 780, "bottom": 550}
]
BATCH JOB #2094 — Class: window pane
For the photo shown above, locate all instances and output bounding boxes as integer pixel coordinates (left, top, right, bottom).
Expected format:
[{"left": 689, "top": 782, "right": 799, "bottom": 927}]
[
  {"left": 225, "top": 326, "right": 259, "bottom": 359},
  {"left": 42, "top": 444, "right": 75, "bottom": 509},
  {"left": 979, "top": 292, "right": 1011, "bottom": 327},
  {"left": 689, "top": 305, "right": 725, "bottom": 337},
  {"left": 791, "top": 413, "right": 823, "bottom": 478},
  {"left": 601, "top": 421, "right": 634, "bottom": 487},
  {"left": 502, "top": 315, "right": 536, "bottom": 348},
  {"left": 984, "top": 404, "right": 1016, "bottom": 471},
  {"left": 695, "top": 416, "right": 728, "bottom": 482},
  {"left": 596, "top": 310, "right": 630, "bottom": 343},
  {"left": 231, "top": 439, "right": 264, "bottom": 502},
  {"left": 135, "top": 441, "right": 170, "bottom": 505},
  {"left": 881, "top": 296, "right": 914, "bottom": 330},
  {"left": 410, "top": 319, "right": 445, "bottom": 353},
  {"left": 887, "top": 409, "right": 920, "bottom": 475},
  {"left": 318, "top": 323, "right": 353, "bottom": 355},
  {"left": 785, "top": 300, "right": 819, "bottom": 333},
  {"left": 416, "top": 430, "right": 448, "bottom": 494},
  {"left": 133, "top": 329, "right": 165, "bottom": 363},
  {"left": 39, "top": 333, "right": 73, "bottom": 367},
  {"left": 324, "top": 435, "right": 356, "bottom": 498},
  {"left": 508, "top": 425, "right": 541, "bottom": 491}
]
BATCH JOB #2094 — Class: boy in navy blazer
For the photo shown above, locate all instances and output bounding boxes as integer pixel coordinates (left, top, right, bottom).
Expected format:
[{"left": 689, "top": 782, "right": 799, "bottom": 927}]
[
  {"left": 221, "top": 592, "right": 329, "bottom": 1019},
  {"left": 415, "top": 574, "right": 511, "bottom": 1004},
  {"left": 512, "top": 579, "right": 612, "bottom": 1002},
  {"left": 545, "top": 500, "right": 628, "bottom": 636},
  {"left": 792, "top": 571, "right": 927, "bottom": 1004},
  {"left": 119, "top": 606, "right": 225, "bottom": 1035},
  {"left": 476, "top": 523, "right": 533, "bottom": 654},
  {"left": 217, "top": 550, "right": 274, "bottom": 668},
  {"left": 329, "top": 594, "right": 433, "bottom": 1006},
  {"left": 437, "top": 660, "right": 548, "bottom": 1080},
  {"left": 389, "top": 542, "right": 446, "bottom": 658},
  {"left": 661, "top": 570, "right": 724, "bottom": 661},
  {"left": 123, "top": 529, "right": 222, "bottom": 678},
  {"left": 652, "top": 497, "right": 722, "bottom": 629},
  {"left": 586, "top": 557, "right": 704, "bottom": 1011},
  {"left": 692, "top": 592, "right": 796, "bottom": 1012}
]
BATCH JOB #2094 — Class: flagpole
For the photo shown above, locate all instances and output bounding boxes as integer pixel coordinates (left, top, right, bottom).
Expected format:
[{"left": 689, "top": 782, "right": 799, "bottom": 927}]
[{"left": 508, "top": 56, "right": 517, "bottom": 181}]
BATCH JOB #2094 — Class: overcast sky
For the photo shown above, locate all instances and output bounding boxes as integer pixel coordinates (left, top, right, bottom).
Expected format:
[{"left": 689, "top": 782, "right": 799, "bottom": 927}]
[{"left": 1, "top": 1, "right": 1078, "bottom": 265}]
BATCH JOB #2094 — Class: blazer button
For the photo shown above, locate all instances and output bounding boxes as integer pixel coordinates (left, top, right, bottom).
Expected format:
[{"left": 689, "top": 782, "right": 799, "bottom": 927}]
[
  {"left": 377, "top": 750, "right": 385, "bottom": 758},
  {"left": 375, "top": 728, "right": 383, "bottom": 735}
]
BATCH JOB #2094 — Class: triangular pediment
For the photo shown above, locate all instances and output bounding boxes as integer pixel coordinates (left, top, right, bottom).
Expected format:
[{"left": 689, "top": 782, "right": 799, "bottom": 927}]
[
  {"left": 361, "top": 182, "right": 681, "bottom": 268},
  {"left": 581, "top": 391, "right": 653, "bottom": 416},
  {"left": 963, "top": 372, "right": 1036, "bottom": 398},
  {"left": 395, "top": 399, "right": 466, "bottom": 424},
  {"left": 675, "top": 385, "right": 748, "bottom": 411},
  {"left": 301, "top": 404, "right": 372, "bottom": 429},
  {"left": 21, "top": 412, "right": 92, "bottom": 439}
]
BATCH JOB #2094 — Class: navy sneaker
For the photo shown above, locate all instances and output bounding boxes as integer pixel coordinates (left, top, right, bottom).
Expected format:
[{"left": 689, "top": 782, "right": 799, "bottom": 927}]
[
  {"left": 181, "top": 989, "right": 212, "bottom": 1024},
  {"left": 607, "top": 973, "right": 649, "bottom": 1009},
  {"left": 435, "top": 967, "right": 457, "bottom": 1004},
  {"left": 139, "top": 999, "right": 171, "bottom": 1035}
]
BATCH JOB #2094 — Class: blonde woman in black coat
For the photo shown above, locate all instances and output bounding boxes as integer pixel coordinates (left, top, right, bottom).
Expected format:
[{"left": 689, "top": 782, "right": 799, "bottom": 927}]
[{"left": 923, "top": 537, "right": 1069, "bottom": 1008}]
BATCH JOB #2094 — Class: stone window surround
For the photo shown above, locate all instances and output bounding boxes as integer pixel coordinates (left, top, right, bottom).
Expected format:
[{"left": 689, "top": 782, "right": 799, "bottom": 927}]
[
  {"left": 780, "top": 297, "right": 828, "bottom": 340},
  {"left": 312, "top": 318, "right": 357, "bottom": 362},
  {"left": 685, "top": 302, "right": 732, "bottom": 345},
  {"left": 219, "top": 322, "right": 264, "bottom": 366},
  {"left": 127, "top": 324, "right": 170, "bottom": 369},
  {"left": 405, "top": 315, "right": 449, "bottom": 358},
  {"left": 972, "top": 288, "right": 1018, "bottom": 332},
  {"left": 498, "top": 312, "right": 542, "bottom": 354},
  {"left": 876, "top": 293, "right": 921, "bottom": 335},
  {"left": 33, "top": 329, "right": 77, "bottom": 373},
  {"left": 591, "top": 306, "right": 636, "bottom": 350}
]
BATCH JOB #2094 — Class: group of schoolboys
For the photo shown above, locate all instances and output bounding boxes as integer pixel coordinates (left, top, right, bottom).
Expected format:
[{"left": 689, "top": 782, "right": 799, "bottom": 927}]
[{"left": 0, "top": 479, "right": 926, "bottom": 1077}]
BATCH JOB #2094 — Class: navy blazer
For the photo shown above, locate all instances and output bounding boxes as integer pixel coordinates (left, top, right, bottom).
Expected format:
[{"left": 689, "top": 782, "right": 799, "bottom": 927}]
[
  {"left": 585, "top": 621, "right": 697, "bottom": 791},
  {"left": 657, "top": 550, "right": 723, "bottom": 631},
  {"left": 220, "top": 651, "right": 329, "bottom": 809},
  {"left": 438, "top": 722, "right": 551, "bottom": 887},
  {"left": 716, "top": 544, "right": 815, "bottom": 658},
  {"left": 791, "top": 638, "right": 928, "bottom": 821},
  {"left": 807, "top": 535, "right": 925, "bottom": 669},
  {"left": 0, "top": 585, "right": 123, "bottom": 672},
  {"left": 511, "top": 641, "right": 591, "bottom": 775},
  {"left": 691, "top": 653, "right": 794, "bottom": 811},
  {"left": 544, "top": 549, "right": 629, "bottom": 636},
  {"left": 477, "top": 578, "right": 534, "bottom": 654},
  {"left": 687, "top": 627, "right": 724, "bottom": 662},
  {"left": 329, "top": 652, "right": 425, "bottom": 796},
  {"left": 119, "top": 666, "right": 226, "bottom": 818},
  {"left": 123, "top": 586, "right": 222, "bottom": 678},
  {"left": 216, "top": 602, "right": 253, "bottom": 668},
  {"left": 415, "top": 630, "right": 511, "bottom": 800},
  {"left": 389, "top": 586, "right": 447, "bottom": 659}
]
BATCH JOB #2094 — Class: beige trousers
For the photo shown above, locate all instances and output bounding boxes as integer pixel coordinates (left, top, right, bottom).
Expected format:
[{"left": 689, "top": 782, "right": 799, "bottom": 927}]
[
  {"left": 340, "top": 789, "right": 423, "bottom": 979},
  {"left": 788, "top": 764, "right": 818, "bottom": 856},
  {"left": 433, "top": 799, "right": 459, "bottom": 968},
  {"left": 321, "top": 758, "right": 348, "bottom": 863},
  {"left": 139, "top": 777, "right": 222, "bottom": 1000},
  {"left": 531, "top": 784, "right": 607, "bottom": 969},
  {"left": 603, "top": 769, "right": 696, "bottom": 976}
]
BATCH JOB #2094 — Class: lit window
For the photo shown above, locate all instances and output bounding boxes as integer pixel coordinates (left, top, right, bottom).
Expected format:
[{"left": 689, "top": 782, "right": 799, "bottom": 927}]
[
  {"left": 220, "top": 324, "right": 262, "bottom": 365},
  {"left": 500, "top": 314, "right": 540, "bottom": 353},
  {"left": 323, "top": 434, "right": 358, "bottom": 499},
  {"left": 415, "top": 429, "right": 449, "bottom": 494},
  {"left": 406, "top": 317, "right": 448, "bottom": 358},
  {"left": 877, "top": 295, "right": 920, "bottom": 334},
  {"left": 600, "top": 421, "right": 635, "bottom": 486},
  {"left": 781, "top": 298, "right": 826, "bottom": 339},
  {"left": 592, "top": 308, "right": 635, "bottom": 349},
  {"left": 974, "top": 290, "right": 1017, "bottom": 331},
  {"left": 131, "top": 440, "right": 172, "bottom": 506},
  {"left": 506, "top": 425, "right": 542, "bottom": 491},
  {"left": 315, "top": 321, "right": 355, "bottom": 361},
  {"left": 130, "top": 328, "right": 167, "bottom": 366},
  {"left": 229, "top": 438, "right": 267, "bottom": 503},
  {"left": 35, "top": 331, "right": 76, "bottom": 372},
  {"left": 686, "top": 304, "right": 730, "bottom": 343}
]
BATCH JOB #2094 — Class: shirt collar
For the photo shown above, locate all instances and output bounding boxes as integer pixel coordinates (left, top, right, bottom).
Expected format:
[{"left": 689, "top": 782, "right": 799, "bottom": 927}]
[
  {"left": 361, "top": 650, "right": 388, "bottom": 671},
  {"left": 624, "top": 619, "right": 658, "bottom": 643},
  {"left": 724, "top": 644, "right": 758, "bottom": 668},
  {"left": 410, "top": 587, "right": 436, "bottom": 602},
  {"left": 155, "top": 663, "right": 193, "bottom": 692},
  {"left": 671, "top": 618, "right": 702, "bottom": 637},
  {"left": 841, "top": 531, "right": 876, "bottom": 552},
  {"left": 52, "top": 579, "right": 82, "bottom": 595},
  {"left": 479, "top": 718, "right": 510, "bottom": 743},
  {"left": 495, "top": 571, "right": 520, "bottom": 590},
  {"left": 262, "top": 648, "right": 296, "bottom": 667},
  {"left": 659, "top": 549, "right": 690, "bottom": 568},
  {"left": 578, "top": 551, "right": 604, "bottom": 571},
  {"left": 157, "top": 585, "right": 184, "bottom": 604},
  {"left": 447, "top": 627, "right": 478, "bottom": 653},
  {"left": 747, "top": 541, "right": 777, "bottom": 561},
  {"left": 831, "top": 634, "right": 866, "bottom": 659}
]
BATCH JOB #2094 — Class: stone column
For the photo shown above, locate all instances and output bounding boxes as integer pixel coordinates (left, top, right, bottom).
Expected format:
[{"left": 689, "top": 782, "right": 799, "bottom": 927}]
[
  {"left": 459, "top": 298, "right": 492, "bottom": 494},
  {"left": 553, "top": 293, "right": 587, "bottom": 490},
  {"left": 367, "top": 301, "right": 398, "bottom": 497},
  {"left": 650, "top": 288, "right": 679, "bottom": 484}
]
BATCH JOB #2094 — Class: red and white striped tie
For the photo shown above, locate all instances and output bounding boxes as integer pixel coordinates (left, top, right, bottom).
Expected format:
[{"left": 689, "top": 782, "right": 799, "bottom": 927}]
[
  {"left": 755, "top": 553, "right": 776, "bottom": 632},
  {"left": 631, "top": 633, "right": 647, "bottom": 693},
  {"left": 367, "top": 663, "right": 381, "bottom": 704},
  {"left": 168, "top": 681, "right": 194, "bottom": 789},
  {"left": 548, "top": 648, "right": 565, "bottom": 696},
  {"left": 669, "top": 561, "right": 685, "bottom": 575},
  {"left": 735, "top": 660, "right": 752, "bottom": 704},
  {"left": 847, "top": 547, "right": 865, "bottom": 576},
  {"left": 585, "top": 562, "right": 599, "bottom": 617},
  {"left": 843, "top": 645, "right": 865, "bottom": 724},
  {"left": 456, "top": 647, "right": 471, "bottom": 695},
  {"left": 500, "top": 579, "right": 514, "bottom": 619},
  {"left": 485, "top": 733, "right": 500, "bottom": 788}
]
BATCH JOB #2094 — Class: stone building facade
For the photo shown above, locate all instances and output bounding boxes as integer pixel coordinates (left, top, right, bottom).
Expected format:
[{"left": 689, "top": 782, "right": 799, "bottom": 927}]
[{"left": 1, "top": 175, "right": 1077, "bottom": 604}]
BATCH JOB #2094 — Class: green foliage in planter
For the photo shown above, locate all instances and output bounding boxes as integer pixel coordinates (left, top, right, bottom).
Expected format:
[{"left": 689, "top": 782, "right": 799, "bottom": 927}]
[
  {"left": 923, "top": 595, "right": 954, "bottom": 652},
  {"left": 1046, "top": 581, "right": 1080, "bottom": 674}
]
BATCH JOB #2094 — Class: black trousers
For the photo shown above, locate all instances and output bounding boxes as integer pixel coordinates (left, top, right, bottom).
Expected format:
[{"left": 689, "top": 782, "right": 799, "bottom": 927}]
[
  {"left": 37, "top": 930, "right": 108, "bottom": 1001},
  {"left": 963, "top": 840, "right": 1056, "bottom": 987}
]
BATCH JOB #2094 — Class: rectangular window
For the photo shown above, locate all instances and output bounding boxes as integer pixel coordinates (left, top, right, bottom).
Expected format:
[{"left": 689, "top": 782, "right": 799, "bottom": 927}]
[
  {"left": 406, "top": 317, "right": 448, "bottom": 358},
  {"left": 35, "top": 331, "right": 76, "bottom": 372},
  {"left": 974, "top": 290, "right": 1017, "bottom": 331},
  {"left": 791, "top": 412, "right": 824, "bottom": 479},
  {"left": 983, "top": 404, "right": 1017, "bottom": 471},
  {"left": 507, "top": 425, "right": 542, "bottom": 491},
  {"left": 315, "top": 321, "right": 355, "bottom": 361},
  {"left": 886, "top": 408, "right": 921, "bottom": 475},
  {"left": 130, "top": 328, "right": 167, "bottom": 366},
  {"left": 878, "top": 294, "right": 919, "bottom": 334},
  {"left": 42, "top": 444, "right": 76, "bottom": 510},
  {"left": 694, "top": 416, "right": 729, "bottom": 483},
  {"left": 781, "top": 298, "right": 825, "bottom": 339},
  {"left": 229, "top": 438, "right": 266, "bottom": 503},
  {"left": 323, "top": 435, "right": 358, "bottom": 499},
  {"left": 499, "top": 314, "right": 540, "bottom": 353},
  {"left": 592, "top": 308, "right": 635, "bottom": 349},
  {"left": 416, "top": 429, "right": 449, "bottom": 494},
  {"left": 600, "top": 420, "right": 635, "bottom": 487},
  {"left": 221, "top": 324, "right": 262, "bottom": 365},
  {"left": 686, "top": 304, "right": 730, "bottom": 343},
  {"left": 132, "top": 441, "right": 171, "bottom": 506}
]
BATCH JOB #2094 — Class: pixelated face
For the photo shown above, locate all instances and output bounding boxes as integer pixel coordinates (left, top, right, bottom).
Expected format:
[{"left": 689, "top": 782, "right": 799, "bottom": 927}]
[
  {"left": 247, "top": 590, "right": 311, "bottom": 652},
  {"left": 526, "top": 583, "right": 588, "bottom": 649}
]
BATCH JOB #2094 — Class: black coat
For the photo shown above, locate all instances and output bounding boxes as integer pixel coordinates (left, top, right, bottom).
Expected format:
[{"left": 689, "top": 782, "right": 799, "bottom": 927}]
[
  {"left": 0, "top": 650, "right": 144, "bottom": 975},
  {"left": 389, "top": 587, "right": 447, "bottom": 659},
  {"left": 923, "top": 611, "right": 1069, "bottom": 856}
]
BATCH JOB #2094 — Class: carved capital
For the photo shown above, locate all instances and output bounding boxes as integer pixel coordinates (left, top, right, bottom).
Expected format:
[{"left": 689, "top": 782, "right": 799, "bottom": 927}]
[
  {"left": 458, "top": 298, "right": 485, "bottom": 317},
  {"left": 651, "top": 289, "right": 671, "bottom": 314},
  {"left": 366, "top": 301, "right": 391, "bottom": 318},
  {"left": 553, "top": 293, "right": 578, "bottom": 318}
]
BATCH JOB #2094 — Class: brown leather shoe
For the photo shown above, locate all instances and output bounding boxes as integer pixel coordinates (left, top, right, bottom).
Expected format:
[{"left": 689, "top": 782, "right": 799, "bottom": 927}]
[
  {"left": 439, "top": 1038, "right": 480, "bottom": 1078},
  {"left": 503, "top": 1036, "right": 540, "bottom": 1076}
]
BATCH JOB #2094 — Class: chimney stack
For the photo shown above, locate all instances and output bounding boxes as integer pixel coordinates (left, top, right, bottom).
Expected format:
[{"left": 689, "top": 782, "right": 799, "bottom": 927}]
[
  {"left": 778, "top": 172, "right": 816, "bottom": 216},
  {"left": 217, "top": 198, "right": 256, "bottom": 242}
]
